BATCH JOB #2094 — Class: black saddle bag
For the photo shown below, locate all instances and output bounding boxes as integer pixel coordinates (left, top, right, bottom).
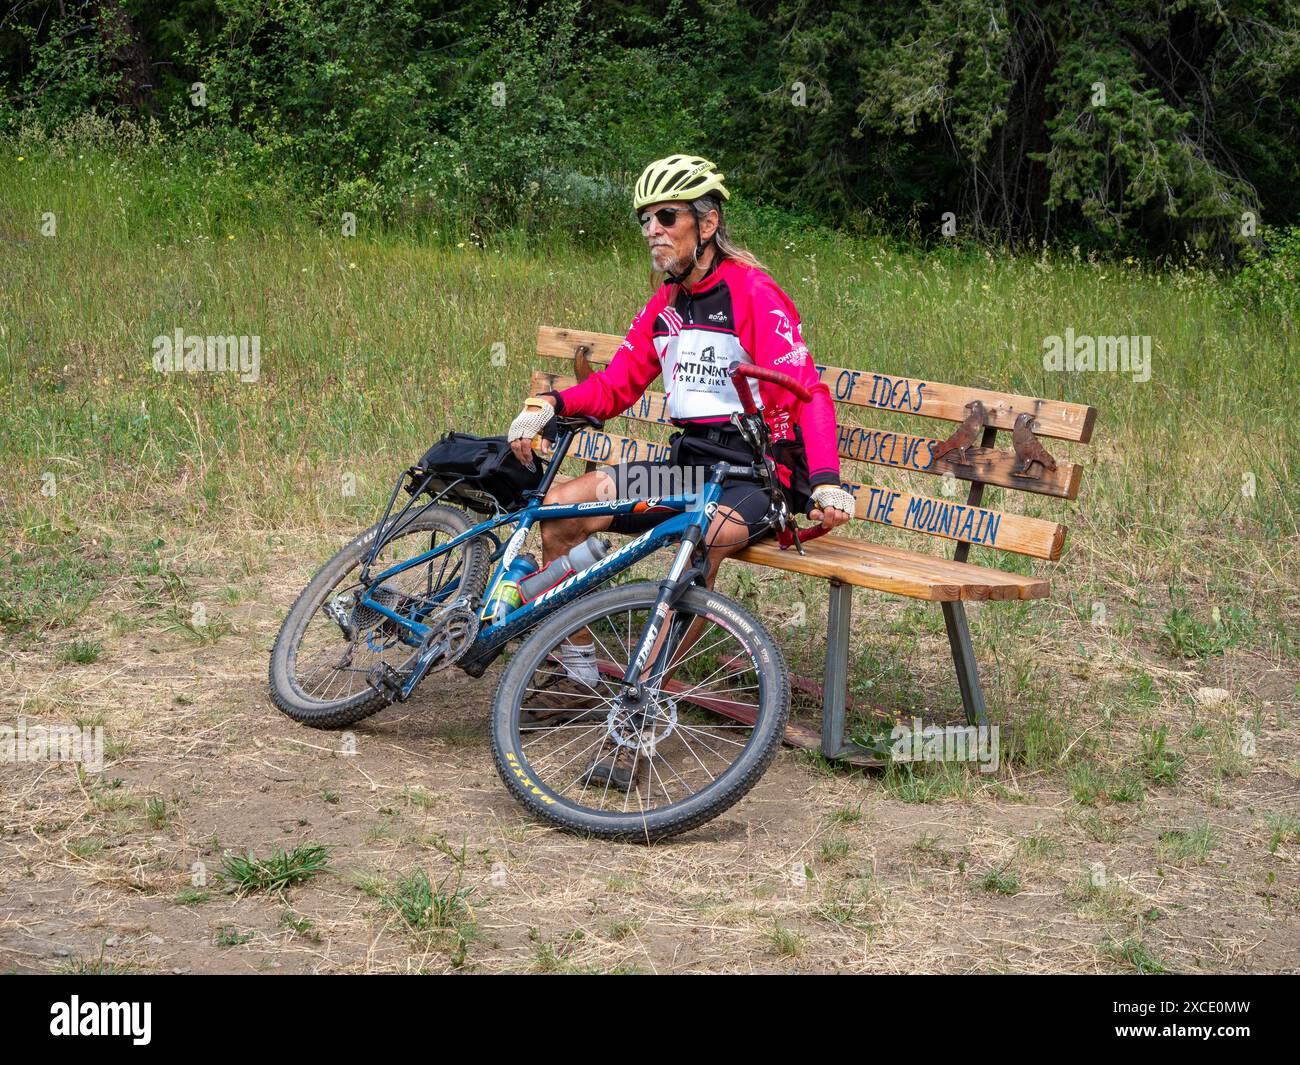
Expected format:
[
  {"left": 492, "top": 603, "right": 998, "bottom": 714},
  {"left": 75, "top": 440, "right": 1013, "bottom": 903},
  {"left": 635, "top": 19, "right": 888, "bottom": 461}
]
[{"left": 410, "top": 432, "right": 544, "bottom": 514}]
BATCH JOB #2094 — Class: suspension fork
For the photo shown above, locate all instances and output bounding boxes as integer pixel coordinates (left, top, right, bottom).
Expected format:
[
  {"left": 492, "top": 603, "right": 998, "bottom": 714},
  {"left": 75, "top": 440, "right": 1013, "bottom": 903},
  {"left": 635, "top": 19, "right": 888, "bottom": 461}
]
[{"left": 619, "top": 524, "right": 703, "bottom": 701}]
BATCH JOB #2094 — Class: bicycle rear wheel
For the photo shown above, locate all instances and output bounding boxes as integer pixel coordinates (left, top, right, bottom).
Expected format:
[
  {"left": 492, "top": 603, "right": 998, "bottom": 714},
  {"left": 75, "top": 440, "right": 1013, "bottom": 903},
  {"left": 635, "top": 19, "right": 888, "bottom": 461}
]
[
  {"left": 490, "top": 581, "right": 789, "bottom": 842},
  {"left": 269, "top": 505, "right": 488, "bottom": 728}
]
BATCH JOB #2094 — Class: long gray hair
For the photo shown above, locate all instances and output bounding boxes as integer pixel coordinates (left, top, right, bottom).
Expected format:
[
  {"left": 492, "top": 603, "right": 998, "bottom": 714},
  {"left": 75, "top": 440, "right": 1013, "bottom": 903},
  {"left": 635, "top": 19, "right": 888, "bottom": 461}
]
[{"left": 691, "top": 195, "right": 765, "bottom": 270}]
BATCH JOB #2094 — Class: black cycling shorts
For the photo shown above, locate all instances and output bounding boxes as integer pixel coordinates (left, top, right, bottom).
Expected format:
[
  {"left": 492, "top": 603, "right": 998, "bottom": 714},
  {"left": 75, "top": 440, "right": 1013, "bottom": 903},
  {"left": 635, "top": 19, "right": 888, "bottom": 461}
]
[{"left": 601, "top": 427, "right": 774, "bottom": 544}]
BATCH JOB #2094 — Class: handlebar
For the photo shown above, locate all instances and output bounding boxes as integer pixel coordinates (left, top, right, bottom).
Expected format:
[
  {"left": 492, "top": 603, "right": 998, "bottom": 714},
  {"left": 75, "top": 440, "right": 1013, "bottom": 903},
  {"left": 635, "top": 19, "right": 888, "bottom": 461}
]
[
  {"left": 728, "top": 361, "right": 813, "bottom": 412},
  {"left": 724, "top": 362, "right": 834, "bottom": 550}
]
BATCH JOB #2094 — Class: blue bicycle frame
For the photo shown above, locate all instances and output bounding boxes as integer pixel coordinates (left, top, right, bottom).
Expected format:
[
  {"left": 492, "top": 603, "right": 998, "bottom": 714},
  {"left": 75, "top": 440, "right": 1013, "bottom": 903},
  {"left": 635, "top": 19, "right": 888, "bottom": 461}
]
[{"left": 352, "top": 420, "right": 758, "bottom": 702}]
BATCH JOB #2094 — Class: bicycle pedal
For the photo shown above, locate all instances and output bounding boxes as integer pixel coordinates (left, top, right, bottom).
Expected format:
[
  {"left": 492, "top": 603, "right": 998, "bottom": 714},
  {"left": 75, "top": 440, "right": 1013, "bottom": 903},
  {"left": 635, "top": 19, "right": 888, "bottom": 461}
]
[{"left": 367, "top": 662, "right": 409, "bottom": 702}]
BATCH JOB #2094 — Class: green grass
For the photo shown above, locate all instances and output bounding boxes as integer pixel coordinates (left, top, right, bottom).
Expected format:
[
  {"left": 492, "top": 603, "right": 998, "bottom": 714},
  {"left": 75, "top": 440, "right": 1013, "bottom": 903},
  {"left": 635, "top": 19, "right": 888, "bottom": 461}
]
[
  {"left": 1101, "top": 935, "right": 1167, "bottom": 974},
  {"left": 1157, "top": 821, "right": 1217, "bottom": 865},
  {"left": 379, "top": 863, "right": 479, "bottom": 966},
  {"left": 0, "top": 132, "right": 1296, "bottom": 866},
  {"left": 980, "top": 864, "right": 1022, "bottom": 895},
  {"left": 816, "top": 834, "right": 852, "bottom": 865},
  {"left": 214, "top": 926, "right": 255, "bottom": 948},
  {"left": 220, "top": 843, "right": 331, "bottom": 894},
  {"left": 144, "top": 796, "right": 172, "bottom": 830},
  {"left": 58, "top": 637, "right": 103, "bottom": 664},
  {"left": 765, "top": 919, "right": 803, "bottom": 957},
  {"left": 1265, "top": 813, "right": 1300, "bottom": 855},
  {"left": 1139, "top": 725, "right": 1185, "bottom": 785},
  {"left": 57, "top": 950, "right": 134, "bottom": 975},
  {"left": 1068, "top": 764, "right": 1144, "bottom": 807}
]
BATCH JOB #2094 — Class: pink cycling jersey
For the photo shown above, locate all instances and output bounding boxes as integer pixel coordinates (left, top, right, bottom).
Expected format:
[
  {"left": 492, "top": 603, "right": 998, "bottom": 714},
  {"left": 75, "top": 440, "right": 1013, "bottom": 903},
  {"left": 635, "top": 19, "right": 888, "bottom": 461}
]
[{"left": 549, "top": 257, "right": 841, "bottom": 489}]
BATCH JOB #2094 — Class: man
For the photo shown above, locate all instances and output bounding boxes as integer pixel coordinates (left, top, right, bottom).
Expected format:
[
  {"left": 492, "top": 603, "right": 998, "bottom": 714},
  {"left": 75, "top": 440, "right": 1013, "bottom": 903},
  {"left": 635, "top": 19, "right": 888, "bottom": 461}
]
[{"left": 507, "top": 153, "right": 854, "bottom": 690}]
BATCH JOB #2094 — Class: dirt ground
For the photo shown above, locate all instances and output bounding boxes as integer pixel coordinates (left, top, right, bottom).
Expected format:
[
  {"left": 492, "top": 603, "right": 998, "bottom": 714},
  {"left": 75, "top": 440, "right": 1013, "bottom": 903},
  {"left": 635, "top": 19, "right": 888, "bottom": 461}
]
[{"left": 2, "top": 533, "right": 1297, "bottom": 975}]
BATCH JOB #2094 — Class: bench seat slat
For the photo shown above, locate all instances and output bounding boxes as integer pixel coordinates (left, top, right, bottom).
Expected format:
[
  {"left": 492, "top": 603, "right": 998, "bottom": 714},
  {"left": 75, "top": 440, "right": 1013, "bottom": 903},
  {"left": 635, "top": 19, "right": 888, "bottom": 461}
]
[
  {"left": 536, "top": 326, "right": 1097, "bottom": 442},
  {"left": 531, "top": 370, "right": 1083, "bottom": 499},
  {"left": 550, "top": 428, "right": 1068, "bottom": 560},
  {"left": 734, "top": 537, "right": 1050, "bottom": 601}
]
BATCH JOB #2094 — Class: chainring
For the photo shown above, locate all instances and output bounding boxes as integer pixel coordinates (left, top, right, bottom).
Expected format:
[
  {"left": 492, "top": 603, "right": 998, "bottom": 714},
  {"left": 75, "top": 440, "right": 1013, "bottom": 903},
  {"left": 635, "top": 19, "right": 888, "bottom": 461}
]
[{"left": 421, "top": 607, "right": 478, "bottom": 674}]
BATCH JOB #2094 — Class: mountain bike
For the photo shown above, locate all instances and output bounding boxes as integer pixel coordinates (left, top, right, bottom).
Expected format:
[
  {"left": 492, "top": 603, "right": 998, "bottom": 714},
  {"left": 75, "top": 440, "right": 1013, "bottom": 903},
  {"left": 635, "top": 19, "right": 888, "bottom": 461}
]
[{"left": 269, "top": 362, "right": 825, "bottom": 841}]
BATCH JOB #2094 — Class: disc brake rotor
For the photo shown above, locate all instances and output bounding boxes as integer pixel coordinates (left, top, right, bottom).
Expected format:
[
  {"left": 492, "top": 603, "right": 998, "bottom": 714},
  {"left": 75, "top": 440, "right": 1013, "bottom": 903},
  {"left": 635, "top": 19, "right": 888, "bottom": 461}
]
[{"left": 607, "top": 697, "right": 677, "bottom": 755}]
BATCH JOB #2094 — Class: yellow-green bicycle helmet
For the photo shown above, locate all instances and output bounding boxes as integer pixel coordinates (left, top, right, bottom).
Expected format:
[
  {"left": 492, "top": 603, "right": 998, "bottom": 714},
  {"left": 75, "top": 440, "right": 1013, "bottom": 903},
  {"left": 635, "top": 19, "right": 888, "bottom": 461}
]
[{"left": 633, "top": 155, "right": 730, "bottom": 211}]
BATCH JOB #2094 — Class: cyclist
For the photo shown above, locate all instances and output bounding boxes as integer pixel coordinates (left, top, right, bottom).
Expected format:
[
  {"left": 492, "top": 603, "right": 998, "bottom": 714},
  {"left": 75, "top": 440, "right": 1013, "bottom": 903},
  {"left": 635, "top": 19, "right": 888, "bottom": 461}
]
[{"left": 507, "top": 153, "right": 854, "bottom": 696}]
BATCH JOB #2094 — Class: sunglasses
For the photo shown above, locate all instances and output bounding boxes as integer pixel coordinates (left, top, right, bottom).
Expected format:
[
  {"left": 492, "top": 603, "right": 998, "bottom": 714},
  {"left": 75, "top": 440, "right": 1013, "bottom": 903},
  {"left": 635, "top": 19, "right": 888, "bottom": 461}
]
[{"left": 638, "top": 207, "right": 691, "bottom": 230}]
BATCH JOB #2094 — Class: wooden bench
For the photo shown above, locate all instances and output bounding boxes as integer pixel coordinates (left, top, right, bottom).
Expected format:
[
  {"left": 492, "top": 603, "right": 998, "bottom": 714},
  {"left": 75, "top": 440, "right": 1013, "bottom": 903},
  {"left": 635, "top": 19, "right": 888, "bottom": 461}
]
[{"left": 532, "top": 325, "right": 1097, "bottom": 763}]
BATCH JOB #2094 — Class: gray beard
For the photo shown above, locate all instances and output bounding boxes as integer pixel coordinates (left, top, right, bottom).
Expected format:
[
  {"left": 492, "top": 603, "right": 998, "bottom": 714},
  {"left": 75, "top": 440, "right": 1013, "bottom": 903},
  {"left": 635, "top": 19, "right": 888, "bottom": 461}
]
[{"left": 654, "top": 249, "right": 693, "bottom": 276}]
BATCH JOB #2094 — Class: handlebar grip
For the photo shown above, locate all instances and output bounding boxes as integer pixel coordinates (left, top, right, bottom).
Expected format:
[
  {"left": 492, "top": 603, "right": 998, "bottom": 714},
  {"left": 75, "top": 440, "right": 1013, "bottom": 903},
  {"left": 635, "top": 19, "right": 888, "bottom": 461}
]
[{"left": 728, "top": 361, "right": 814, "bottom": 406}]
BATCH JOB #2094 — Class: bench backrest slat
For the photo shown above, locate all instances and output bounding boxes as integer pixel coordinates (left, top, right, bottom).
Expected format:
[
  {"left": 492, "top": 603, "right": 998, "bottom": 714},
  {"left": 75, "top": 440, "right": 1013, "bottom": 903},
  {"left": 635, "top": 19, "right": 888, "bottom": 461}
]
[
  {"left": 537, "top": 326, "right": 1097, "bottom": 442},
  {"left": 551, "top": 427, "right": 1067, "bottom": 561},
  {"left": 536, "top": 324, "right": 1093, "bottom": 563},
  {"left": 532, "top": 369, "right": 1083, "bottom": 500}
]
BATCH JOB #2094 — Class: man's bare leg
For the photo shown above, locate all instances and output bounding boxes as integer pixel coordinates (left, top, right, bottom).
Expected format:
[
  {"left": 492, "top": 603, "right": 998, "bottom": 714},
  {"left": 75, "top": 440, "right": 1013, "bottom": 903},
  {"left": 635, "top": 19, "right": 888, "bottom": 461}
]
[{"left": 538, "top": 469, "right": 616, "bottom": 683}]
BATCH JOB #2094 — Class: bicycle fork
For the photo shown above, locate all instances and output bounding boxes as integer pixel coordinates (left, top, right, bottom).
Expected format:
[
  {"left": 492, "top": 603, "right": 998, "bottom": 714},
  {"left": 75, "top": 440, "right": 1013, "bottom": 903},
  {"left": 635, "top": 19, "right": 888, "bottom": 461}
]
[{"left": 618, "top": 528, "right": 702, "bottom": 710}]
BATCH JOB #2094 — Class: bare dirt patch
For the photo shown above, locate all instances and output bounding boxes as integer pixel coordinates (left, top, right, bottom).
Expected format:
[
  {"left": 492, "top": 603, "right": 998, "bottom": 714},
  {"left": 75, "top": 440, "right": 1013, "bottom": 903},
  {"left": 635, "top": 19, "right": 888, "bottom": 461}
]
[{"left": 2, "top": 537, "right": 1297, "bottom": 975}]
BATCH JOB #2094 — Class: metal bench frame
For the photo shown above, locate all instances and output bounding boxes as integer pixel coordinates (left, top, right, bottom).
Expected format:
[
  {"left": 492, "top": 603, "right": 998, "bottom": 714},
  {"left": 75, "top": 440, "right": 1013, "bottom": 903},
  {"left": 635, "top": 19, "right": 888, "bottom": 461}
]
[{"left": 820, "top": 422, "right": 998, "bottom": 762}]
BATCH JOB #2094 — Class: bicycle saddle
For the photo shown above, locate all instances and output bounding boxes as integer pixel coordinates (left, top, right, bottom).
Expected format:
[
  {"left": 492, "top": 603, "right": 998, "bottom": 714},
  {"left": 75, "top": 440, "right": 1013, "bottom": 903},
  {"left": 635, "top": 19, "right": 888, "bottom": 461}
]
[{"left": 549, "top": 414, "right": 605, "bottom": 434}]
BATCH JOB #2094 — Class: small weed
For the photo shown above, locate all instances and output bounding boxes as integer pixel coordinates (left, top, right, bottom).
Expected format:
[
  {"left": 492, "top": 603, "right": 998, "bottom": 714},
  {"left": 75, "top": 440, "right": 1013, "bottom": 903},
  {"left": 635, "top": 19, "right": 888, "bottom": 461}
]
[
  {"left": 981, "top": 863, "right": 1021, "bottom": 895},
  {"left": 817, "top": 834, "right": 851, "bottom": 865},
  {"left": 765, "top": 919, "right": 803, "bottom": 957},
  {"left": 1101, "top": 935, "right": 1166, "bottom": 974},
  {"left": 1264, "top": 814, "right": 1299, "bottom": 855},
  {"left": 1065, "top": 874, "right": 1135, "bottom": 920},
  {"left": 1161, "top": 596, "right": 1251, "bottom": 659},
  {"left": 58, "top": 948, "right": 133, "bottom": 975},
  {"left": 1157, "top": 821, "right": 1216, "bottom": 865},
  {"left": 220, "top": 843, "right": 331, "bottom": 894},
  {"left": 59, "top": 638, "right": 103, "bottom": 664},
  {"left": 608, "top": 916, "right": 643, "bottom": 941},
  {"left": 280, "top": 910, "right": 322, "bottom": 942},
  {"left": 1139, "top": 725, "right": 1185, "bottom": 785},
  {"left": 215, "top": 926, "right": 254, "bottom": 948},
  {"left": 145, "top": 796, "right": 172, "bottom": 830},
  {"left": 883, "top": 760, "right": 971, "bottom": 803},
  {"left": 824, "top": 804, "right": 865, "bottom": 826}
]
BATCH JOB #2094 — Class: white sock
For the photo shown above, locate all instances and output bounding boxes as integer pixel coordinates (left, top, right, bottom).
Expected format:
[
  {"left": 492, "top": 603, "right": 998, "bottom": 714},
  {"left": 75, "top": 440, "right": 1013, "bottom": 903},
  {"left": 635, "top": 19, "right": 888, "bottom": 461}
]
[{"left": 559, "top": 640, "right": 598, "bottom": 688}]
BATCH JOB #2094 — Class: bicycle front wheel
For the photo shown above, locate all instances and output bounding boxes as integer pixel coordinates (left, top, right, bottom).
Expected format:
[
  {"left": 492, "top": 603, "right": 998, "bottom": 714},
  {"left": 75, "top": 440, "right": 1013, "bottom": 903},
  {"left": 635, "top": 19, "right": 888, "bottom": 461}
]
[{"left": 490, "top": 581, "right": 789, "bottom": 842}]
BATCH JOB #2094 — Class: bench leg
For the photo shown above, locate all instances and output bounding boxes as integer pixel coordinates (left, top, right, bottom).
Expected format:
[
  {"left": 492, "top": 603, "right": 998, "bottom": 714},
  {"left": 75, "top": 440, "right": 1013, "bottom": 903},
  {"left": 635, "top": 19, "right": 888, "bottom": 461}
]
[
  {"left": 941, "top": 600, "right": 987, "bottom": 727},
  {"left": 821, "top": 579, "right": 851, "bottom": 757}
]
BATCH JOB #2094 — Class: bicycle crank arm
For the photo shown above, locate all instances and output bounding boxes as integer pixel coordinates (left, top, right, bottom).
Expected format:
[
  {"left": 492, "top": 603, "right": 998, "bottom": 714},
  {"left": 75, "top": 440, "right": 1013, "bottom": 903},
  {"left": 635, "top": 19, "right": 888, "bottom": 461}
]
[{"left": 366, "top": 634, "right": 450, "bottom": 703}]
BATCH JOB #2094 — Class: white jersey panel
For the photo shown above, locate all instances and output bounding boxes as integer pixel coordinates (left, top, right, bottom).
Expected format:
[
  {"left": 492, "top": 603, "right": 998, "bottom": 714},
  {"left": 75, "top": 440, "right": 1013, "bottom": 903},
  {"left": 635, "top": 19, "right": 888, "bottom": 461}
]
[{"left": 654, "top": 328, "right": 762, "bottom": 421}]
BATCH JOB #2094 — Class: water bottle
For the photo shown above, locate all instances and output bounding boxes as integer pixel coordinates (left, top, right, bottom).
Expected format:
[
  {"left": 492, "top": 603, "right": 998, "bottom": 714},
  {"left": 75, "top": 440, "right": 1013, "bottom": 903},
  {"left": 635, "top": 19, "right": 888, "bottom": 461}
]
[
  {"left": 518, "top": 536, "right": 610, "bottom": 602},
  {"left": 481, "top": 554, "right": 538, "bottom": 624}
]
